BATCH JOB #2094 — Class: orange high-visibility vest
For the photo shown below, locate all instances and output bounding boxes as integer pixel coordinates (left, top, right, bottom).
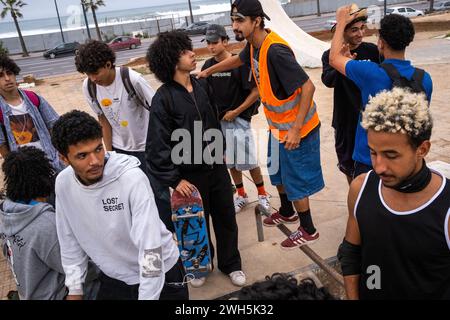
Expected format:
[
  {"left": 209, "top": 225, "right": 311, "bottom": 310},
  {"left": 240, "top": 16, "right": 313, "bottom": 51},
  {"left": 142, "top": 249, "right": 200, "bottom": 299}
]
[{"left": 250, "top": 30, "right": 320, "bottom": 141}]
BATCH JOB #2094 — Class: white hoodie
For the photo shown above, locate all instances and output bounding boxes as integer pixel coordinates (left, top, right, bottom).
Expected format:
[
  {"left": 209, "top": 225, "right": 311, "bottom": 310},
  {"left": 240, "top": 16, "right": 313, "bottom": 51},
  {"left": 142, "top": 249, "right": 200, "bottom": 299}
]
[{"left": 55, "top": 152, "right": 179, "bottom": 300}]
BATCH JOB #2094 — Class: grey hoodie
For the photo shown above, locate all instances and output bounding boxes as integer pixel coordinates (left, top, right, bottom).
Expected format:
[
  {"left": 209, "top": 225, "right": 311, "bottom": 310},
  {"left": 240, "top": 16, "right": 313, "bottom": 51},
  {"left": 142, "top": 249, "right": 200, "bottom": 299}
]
[{"left": 0, "top": 200, "right": 66, "bottom": 300}]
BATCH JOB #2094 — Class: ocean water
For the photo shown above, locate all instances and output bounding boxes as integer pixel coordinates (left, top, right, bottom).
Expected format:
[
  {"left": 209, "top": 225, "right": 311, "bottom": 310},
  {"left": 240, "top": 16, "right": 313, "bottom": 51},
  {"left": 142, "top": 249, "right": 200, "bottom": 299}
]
[{"left": 0, "top": 0, "right": 231, "bottom": 38}]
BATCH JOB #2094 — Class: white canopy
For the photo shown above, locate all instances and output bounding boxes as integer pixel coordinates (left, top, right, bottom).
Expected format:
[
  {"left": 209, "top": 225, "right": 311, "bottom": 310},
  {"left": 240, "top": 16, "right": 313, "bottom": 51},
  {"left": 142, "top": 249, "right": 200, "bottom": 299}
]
[{"left": 260, "top": 0, "right": 330, "bottom": 68}]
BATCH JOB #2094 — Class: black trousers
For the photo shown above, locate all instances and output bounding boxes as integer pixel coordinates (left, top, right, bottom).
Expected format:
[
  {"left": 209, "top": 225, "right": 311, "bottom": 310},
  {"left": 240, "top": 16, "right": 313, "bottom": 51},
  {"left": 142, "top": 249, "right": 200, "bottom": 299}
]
[
  {"left": 112, "top": 147, "right": 174, "bottom": 232},
  {"left": 182, "top": 164, "right": 242, "bottom": 275},
  {"left": 96, "top": 259, "right": 189, "bottom": 300}
]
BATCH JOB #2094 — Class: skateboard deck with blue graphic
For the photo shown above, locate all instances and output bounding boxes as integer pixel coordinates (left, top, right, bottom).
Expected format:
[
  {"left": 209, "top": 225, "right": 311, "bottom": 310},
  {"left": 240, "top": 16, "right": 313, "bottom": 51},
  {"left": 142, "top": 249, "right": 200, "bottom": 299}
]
[{"left": 171, "top": 185, "right": 212, "bottom": 279}]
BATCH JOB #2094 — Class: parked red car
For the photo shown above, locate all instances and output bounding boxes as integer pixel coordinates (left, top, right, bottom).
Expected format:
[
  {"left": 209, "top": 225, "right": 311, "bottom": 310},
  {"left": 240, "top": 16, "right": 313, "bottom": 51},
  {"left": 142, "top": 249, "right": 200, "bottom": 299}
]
[{"left": 107, "top": 36, "right": 141, "bottom": 51}]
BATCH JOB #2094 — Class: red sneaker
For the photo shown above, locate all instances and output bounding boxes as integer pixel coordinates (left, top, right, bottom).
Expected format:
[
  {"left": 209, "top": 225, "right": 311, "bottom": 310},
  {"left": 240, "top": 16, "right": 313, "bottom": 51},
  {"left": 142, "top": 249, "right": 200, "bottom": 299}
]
[
  {"left": 280, "top": 226, "right": 319, "bottom": 250},
  {"left": 263, "top": 211, "right": 299, "bottom": 227}
]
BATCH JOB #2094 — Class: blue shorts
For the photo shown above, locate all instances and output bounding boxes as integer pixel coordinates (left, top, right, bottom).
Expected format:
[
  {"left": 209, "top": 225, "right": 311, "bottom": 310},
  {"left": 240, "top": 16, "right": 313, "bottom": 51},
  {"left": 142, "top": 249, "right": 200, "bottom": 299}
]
[{"left": 267, "top": 127, "right": 325, "bottom": 201}]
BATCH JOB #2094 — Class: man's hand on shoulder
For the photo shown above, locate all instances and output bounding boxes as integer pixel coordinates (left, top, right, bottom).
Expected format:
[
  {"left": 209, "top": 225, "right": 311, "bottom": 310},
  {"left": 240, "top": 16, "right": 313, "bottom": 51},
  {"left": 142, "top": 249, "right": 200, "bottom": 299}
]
[
  {"left": 341, "top": 43, "right": 358, "bottom": 60},
  {"left": 196, "top": 69, "right": 209, "bottom": 79}
]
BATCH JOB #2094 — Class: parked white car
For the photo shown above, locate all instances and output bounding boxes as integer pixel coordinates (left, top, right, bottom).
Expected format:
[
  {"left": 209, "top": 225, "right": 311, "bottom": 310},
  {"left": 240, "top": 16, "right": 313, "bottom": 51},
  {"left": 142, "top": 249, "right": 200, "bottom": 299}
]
[
  {"left": 386, "top": 7, "right": 424, "bottom": 17},
  {"left": 324, "top": 19, "right": 337, "bottom": 31}
]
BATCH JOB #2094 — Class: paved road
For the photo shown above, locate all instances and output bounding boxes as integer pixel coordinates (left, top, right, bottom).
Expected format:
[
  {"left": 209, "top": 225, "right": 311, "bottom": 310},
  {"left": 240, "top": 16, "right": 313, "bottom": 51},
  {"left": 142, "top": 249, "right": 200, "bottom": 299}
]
[
  {"left": 15, "top": 32, "right": 225, "bottom": 80},
  {"left": 15, "top": 2, "right": 430, "bottom": 80}
]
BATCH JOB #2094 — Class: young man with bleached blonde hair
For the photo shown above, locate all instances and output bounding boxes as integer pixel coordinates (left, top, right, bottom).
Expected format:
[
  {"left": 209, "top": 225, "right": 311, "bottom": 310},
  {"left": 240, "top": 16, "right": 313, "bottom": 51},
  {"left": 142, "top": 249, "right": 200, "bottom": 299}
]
[
  {"left": 329, "top": 6, "right": 433, "bottom": 177},
  {"left": 338, "top": 88, "right": 450, "bottom": 300}
]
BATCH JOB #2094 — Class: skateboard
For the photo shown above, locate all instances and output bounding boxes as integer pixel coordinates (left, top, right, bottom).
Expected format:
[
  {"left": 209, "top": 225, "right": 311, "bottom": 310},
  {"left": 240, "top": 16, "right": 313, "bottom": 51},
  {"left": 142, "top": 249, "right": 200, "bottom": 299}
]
[{"left": 171, "top": 185, "right": 212, "bottom": 279}]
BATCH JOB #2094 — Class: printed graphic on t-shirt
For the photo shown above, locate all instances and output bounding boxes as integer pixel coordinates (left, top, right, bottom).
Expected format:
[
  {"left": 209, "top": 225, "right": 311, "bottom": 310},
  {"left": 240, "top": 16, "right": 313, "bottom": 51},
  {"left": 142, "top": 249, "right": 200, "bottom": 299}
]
[
  {"left": 102, "top": 197, "right": 125, "bottom": 212},
  {"left": 101, "top": 98, "right": 113, "bottom": 107},
  {"left": 102, "top": 98, "right": 129, "bottom": 128},
  {"left": 212, "top": 72, "right": 232, "bottom": 78},
  {"left": 252, "top": 48, "right": 261, "bottom": 84},
  {"left": 9, "top": 114, "right": 40, "bottom": 146},
  {"left": 253, "top": 58, "right": 260, "bottom": 84}
]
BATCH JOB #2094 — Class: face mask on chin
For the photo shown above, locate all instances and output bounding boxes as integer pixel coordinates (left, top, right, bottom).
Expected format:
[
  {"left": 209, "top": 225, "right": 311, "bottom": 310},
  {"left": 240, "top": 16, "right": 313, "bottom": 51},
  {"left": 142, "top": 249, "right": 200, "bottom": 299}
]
[{"left": 386, "top": 160, "right": 432, "bottom": 193}]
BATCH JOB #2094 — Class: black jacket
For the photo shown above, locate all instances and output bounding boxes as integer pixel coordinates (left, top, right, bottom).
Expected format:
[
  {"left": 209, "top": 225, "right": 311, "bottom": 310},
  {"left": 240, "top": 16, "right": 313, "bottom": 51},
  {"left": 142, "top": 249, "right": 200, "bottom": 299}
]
[{"left": 146, "top": 77, "right": 224, "bottom": 189}]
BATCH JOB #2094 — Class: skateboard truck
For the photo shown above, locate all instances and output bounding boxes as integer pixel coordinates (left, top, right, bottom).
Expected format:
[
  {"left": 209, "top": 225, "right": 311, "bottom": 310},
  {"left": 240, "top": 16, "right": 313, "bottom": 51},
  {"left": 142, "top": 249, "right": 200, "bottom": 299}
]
[{"left": 171, "top": 210, "right": 205, "bottom": 221}]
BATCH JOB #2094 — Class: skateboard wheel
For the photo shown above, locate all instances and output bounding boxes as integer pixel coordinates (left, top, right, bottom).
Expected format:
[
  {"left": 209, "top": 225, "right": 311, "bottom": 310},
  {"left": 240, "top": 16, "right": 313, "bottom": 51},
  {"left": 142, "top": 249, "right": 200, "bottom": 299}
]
[
  {"left": 207, "top": 263, "right": 213, "bottom": 272},
  {"left": 198, "top": 211, "right": 204, "bottom": 219},
  {"left": 171, "top": 214, "right": 178, "bottom": 222}
]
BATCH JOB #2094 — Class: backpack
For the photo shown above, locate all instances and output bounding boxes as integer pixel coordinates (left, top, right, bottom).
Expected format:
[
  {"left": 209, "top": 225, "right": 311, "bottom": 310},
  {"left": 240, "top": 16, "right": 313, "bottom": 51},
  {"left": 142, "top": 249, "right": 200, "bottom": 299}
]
[
  {"left": 87, "top": 66, "right": 151, "bottom": 112},
  {"left": 0, "top": 90, "right": 40, "bottom": 124},
  {"left": 380, "top": 63, "right": 426, "bottom": 95}
]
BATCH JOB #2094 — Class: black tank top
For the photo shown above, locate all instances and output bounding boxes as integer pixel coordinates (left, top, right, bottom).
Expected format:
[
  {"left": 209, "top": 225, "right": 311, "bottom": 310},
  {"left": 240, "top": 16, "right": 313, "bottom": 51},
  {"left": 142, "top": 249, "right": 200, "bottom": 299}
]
[{"left": 355, "top": 170, "right": 450, "bottom": 299}]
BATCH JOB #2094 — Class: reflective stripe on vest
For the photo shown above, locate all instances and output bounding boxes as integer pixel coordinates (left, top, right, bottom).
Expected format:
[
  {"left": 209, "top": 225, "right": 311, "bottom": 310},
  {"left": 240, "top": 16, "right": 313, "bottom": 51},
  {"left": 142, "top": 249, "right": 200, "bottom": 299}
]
[
  {"left": 250, "top": 30, "right": 320, "bottom": 140},
  {"left": 265, "top": 102, "right": 317, "bottom": 130}
]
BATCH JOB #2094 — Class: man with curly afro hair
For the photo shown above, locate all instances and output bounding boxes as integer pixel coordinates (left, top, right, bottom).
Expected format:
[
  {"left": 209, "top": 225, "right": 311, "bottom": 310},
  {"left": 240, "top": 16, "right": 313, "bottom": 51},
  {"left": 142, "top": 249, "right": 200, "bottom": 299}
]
[
  {"left": 0, "top": 146, "right": 67, "bottom": 300},
  {"left": 51, "top": 110, "right": 186, "bottom": 300},
  {"left": 329, "top": 6, "right": 433, "bottom": 178},
  {"left": 146, "top": 31, "right": 246, "bottom": 288},
  {"left": 338, "top": 88, "right": 450, "bottom": 300},
  {"left": 235, "top": 273, "right": 336, "bottom": 300},
  {"left": 75, "top": 40, "right": 172, "bottom": 233}
]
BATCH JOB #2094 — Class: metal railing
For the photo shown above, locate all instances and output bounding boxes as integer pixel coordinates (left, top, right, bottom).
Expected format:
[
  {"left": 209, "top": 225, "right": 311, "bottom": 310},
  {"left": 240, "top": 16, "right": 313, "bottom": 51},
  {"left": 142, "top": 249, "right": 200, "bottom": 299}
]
[{"left": 254, "top": 205, "right": 345, "bottom": 287}]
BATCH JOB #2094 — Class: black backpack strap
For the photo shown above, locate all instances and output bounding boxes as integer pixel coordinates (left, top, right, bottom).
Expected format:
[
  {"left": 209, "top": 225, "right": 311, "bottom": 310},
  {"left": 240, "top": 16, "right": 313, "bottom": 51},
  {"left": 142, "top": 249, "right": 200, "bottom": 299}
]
[
  {"left": 87, "top": 79, "right": 102, "bottom": 112},
  {"left": 411, "top": 67, "right": 426, "bottom": 94},
  {"left": 380, "top": 63, "right": 403, "bottom": 87},
  {"left": 381, "top": 63, "right": 427, "bottom": 95},
  {"left": 120, "top": 66, "right": 151, "bottom": 111}
]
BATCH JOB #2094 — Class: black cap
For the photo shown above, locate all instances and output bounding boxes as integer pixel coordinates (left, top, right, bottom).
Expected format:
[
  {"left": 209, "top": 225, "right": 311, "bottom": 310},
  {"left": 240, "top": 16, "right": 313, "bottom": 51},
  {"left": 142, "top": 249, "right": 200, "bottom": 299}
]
[
  {"left": 231, "top": 0, "right": 271, "bottom": 21},
  {"left": 202, "top": 24, "right": 228, "bottom": 42}
]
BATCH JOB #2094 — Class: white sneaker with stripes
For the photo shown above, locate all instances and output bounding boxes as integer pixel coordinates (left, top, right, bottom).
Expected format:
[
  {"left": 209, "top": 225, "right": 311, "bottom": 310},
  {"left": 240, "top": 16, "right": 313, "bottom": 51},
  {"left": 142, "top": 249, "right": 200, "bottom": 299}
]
[
  {"left": 258, "top": 194, "right": 271, "bottom": 213},
  {"left": 234, "top": 195, "right": 249, "bottom": 213}
]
